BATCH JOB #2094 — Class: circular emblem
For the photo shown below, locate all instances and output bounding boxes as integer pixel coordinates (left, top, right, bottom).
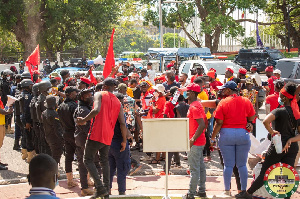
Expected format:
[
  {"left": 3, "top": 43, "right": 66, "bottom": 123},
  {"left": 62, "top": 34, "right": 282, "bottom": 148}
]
[{"left": 264, "top": 162, "right": 299, "bottom": 198}]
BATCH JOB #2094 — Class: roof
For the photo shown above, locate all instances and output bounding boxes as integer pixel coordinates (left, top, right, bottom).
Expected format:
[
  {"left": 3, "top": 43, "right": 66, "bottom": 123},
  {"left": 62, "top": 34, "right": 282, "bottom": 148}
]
[{"left": 146, "top": 47, "right": 211, "bottom": 58}]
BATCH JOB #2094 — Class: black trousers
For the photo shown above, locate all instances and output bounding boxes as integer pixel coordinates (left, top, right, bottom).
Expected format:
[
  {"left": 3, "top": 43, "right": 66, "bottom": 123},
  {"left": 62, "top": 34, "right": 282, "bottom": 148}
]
[
  {"left": 164, "top": 152, "right": 181, "bottom": 172},
  {"left": 75, "top": 133, "right": 101, "bottom": 189},
  {"left": 204, "top": 129, "right": 211, "bottom": 157},
  {"left": 32, "top": 122, "right": 40, "bottom": 154},
  {"left": 248, "top": 143, "right": 298, "bottom": 195},
  {"left": 84, "top": 139, "right": 110, "bottom": 190},
  {"left": 63, "top": 132, "right": 77, "bottom": 173},
  {"left": 39, "top": 123, "right": 51, "bottom": 155},
  {"left": 46, "top": 134, "right": 64, "bottom": 165}
]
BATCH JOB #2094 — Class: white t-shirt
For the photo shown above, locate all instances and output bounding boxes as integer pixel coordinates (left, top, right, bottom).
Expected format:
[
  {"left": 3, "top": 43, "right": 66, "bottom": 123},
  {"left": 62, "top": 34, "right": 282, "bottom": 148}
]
[{"left": 147, "top": 69, "right": 156, "bottom": 85}]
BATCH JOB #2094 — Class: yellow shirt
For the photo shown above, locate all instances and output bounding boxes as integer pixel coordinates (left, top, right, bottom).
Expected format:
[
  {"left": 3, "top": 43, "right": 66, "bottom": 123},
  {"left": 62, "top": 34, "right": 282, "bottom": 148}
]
[
  {"left": 197, "top": 90, "right": 211, "bottom": 119},
  {"left": 127, "top": 87, "right": 134, "bottom": 98},
  {"left": 0, "top": 114, "right": 4, "bottom": 125}
]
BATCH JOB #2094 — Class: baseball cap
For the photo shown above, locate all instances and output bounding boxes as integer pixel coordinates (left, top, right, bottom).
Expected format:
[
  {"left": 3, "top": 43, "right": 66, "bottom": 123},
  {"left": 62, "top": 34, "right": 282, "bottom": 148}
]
[
  {"left": 186, "top": 83, "right": 201, "bottom": 92},
  {"left": 152, "top": 84, "right": 165, "bottom": 93},
  {"left": 239, "top": 68, "right": 247, "bottom": 75},
  {"left": 226, "top": 68, "right": 234, "bottom": 74},
  {"left": 65, "top": 86, "right": 79, "bottom": 94},
  {"left": 274, "top": 69, "right": 281, "bottom": 75},
  {"left": 103, "top": 77, "right": 117, "bottom": 87},
  {"left": 118, "top": 83, "right": 127, "bottom": 90},
  {"left": 217, "top": 81, "right": 237, "bottom": 91},
  {"left": 265, "top": 66, "right": 274, "bottom": 72},
  {"left": 207, "top": 71, "right": 215, "bottom": 78}
]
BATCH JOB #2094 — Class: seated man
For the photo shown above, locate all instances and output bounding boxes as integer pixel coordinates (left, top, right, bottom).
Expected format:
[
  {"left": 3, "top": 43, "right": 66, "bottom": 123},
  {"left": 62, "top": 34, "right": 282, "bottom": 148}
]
[{"left": 26, "top": 154, "right": 59, "bottom": 199}]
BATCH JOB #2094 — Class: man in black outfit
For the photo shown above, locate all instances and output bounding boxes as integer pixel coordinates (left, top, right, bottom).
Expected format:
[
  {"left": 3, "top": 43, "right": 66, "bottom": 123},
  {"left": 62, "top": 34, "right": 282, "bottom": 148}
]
[
  {"left": 30, "top": 83, "right": 40, "bottom": 154},
  {"left": 20, "top": 79, "right": 35, "bottom": 163},
  {"left": 57, "top": 86, "right": 79, "bottom": 188}
]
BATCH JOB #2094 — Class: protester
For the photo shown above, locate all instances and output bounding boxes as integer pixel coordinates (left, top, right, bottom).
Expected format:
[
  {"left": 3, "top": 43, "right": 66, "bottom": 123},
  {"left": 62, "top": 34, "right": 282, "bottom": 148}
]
[
  {"left": 207, "top": 70, "right": 222, "bottom": 91},
  {"left": 179, "top": 73, "right": 189, "bottom": 87},
  {"left": 26, "top": 154, "right": 59, "bottom": 199},
  {"left": 0, "top": 98, "right": 13, "bottom": 170},
  {"left": 184, "top": 83, "right": 207, "bottom": 199},
  {"left": 147, "top": 62, "right": 156, "bottom": 85},
  {"left": 224, "top": 68, "right": 240, "bottom": 84},
  {"left": 264, "top": 66, "right": 277, "bottom": 96},
  {"left": 265, "top": 80, "right": 284, "bottom": 115},
  {"left": 162, "top": 71, "right": 180, "bottom": 91},
  {"left": 273, "top": 69, "right": 281, "bottom": 79},
  {"left": 237, "top": 83, "right": 300, "bottom": 199},
  {"left": 190, "top": 64, "right": 204, "bottom": 83},
  {"left": 77, "top": 78, "right": 127, "bottom": 199},
  {"left": 212, "top": 81, "right": 255, "bottom": 196}
]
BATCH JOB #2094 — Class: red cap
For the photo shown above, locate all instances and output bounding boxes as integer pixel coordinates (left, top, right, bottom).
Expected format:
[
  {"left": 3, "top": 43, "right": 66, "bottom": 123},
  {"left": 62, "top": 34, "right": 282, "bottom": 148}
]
[
  {"left": 186, "top": 83, "right": 201, "bottom": 92},
  {"left": 207, "top": 71, "right": 215, "bottom": 78},
  {"left": 33, "top": 70, "right": 40, "bottom": 75},
  {"left": 122, "top": 77, "right": 129, "bottom": 81},
  {"left": 265, "top": 66, "right": 274, "bottom": 72},
  {"left": 226, "top": 68, "right": 234, "bottom": 74},
  {"left": 209, "top": 68, "right": 216, "bottom": 73},
  {"left": 54, "top": 77, "right": 61, "bottom": 81},
  {"left": 80, "top": 77, "right": 91, "bottom": 84},
  {"left": 154, "top": 76, "right": 160, "bottom": 81},
  {"left": 239, "top": 68, "right": 247, "bottom": 75},
  {"left": 251, "top": 66, "right": 257, "bottom": 71}
]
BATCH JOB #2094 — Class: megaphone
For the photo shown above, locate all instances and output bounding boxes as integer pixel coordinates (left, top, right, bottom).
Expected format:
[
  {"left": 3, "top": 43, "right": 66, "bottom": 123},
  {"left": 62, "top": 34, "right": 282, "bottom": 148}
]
[
  {"left": 6, "top": 95, "right": 17, "bottom": 107},
  {"left": 88, "top": 55, "right": 104, "bottom": 66}
]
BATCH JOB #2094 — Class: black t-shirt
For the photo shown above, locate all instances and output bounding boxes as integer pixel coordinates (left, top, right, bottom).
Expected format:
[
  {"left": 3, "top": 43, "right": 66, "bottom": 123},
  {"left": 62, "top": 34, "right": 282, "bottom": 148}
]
[
  {"left": 175, "top": 102, "right": 189, "bottom": 118},
  {"left": 232, "top": 77, "right": 241, "bottom": 84},
  {"left": 271, "top": 106, "right": 299, "bottom": 145}
]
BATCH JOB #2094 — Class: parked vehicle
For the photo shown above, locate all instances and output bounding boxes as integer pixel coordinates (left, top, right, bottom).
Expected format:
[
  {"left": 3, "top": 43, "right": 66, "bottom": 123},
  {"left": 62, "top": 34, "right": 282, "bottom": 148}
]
[
  {"left": 275, "top": 58, "right": 300, "bottom": 84},
  {"left": 234, "top": 48, "right": 284, "bottom": 72}
]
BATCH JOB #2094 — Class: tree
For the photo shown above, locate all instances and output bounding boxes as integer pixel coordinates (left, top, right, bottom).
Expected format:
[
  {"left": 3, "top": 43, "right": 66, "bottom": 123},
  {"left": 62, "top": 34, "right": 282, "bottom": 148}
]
[
  {"left": 261, "top": 0, "right": 300, "bottom": 55},
  {"left": 0, "top": 27, "right": 23, "bottom": 62},
  {"left": 0, "top": 0, "right": 125, "bottom": 59},
  {"left": 113, "top": 21, "right": 157, "bottom": 54},
  {"left": 142, "top": 0, "right": 267, "bottom": 52},
  {"left": 240, "top": 37, "right": 256, "bottom": 49},
  {"left": 163, "top": 33, "right": 187, "bottom": 48}
]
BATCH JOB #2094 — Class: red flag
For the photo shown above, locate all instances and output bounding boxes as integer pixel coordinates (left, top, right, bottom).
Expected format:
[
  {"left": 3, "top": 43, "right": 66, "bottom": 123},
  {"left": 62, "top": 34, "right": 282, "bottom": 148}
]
[
  {"left": 103, "top": 29, "right": 115, "bottom": 78},
  {"left": 89, "top": 69, "right": 98, "bottom": 85},
  {"left": 25, "top": 44, "right": 40, "bottom": 78},
  {"left": 241, "top": 11, "right": 245, "bottom": 19}
]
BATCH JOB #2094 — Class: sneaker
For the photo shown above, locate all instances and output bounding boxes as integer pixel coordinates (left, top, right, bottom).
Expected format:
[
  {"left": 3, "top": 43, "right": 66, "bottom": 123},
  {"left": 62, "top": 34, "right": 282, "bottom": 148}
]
[
  {"left": 129, "top": 164, "right": 142, "bottom": 176},
  {"left": 221, "top": 190, "right": 231, "bottom": 196},
  {"left": 183, "top": 193, "right": 195, "bottom": 199},
  {"left": 196, "top": 191, "right": 207, "bottom": 198},
  {"left": 90, "top": 187, "right": 108, "bottom": 199},
  {"left": 119, "top": 192, "right": 125, "bottom": 195},
  {"left": 235, "top": 190, "right": 252, "bottom": 199},
  {"left": 0, "top": 164, "right": 8, "bottom": 170}
]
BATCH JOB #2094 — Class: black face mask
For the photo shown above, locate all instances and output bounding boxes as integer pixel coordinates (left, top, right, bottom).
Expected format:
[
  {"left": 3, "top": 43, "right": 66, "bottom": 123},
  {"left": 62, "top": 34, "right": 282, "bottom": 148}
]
[{"left": 84, "top": 97, "right": 93, "bottom": 106}]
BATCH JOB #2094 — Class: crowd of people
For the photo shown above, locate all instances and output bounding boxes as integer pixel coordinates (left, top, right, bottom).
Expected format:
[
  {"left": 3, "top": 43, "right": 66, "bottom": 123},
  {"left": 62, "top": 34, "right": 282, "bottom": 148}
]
[{"left": 0, "top": 61, "right": 300, "bottom": 199}]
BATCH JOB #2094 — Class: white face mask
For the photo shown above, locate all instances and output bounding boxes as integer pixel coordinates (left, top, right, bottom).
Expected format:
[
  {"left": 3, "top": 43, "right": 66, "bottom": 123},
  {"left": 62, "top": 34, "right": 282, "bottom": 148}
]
[
  {"left": 6, "top": 76, "right": 10, "bottom": 81},
  {"left": 47, "top": 88, "right": 52, "bottom": 94}
]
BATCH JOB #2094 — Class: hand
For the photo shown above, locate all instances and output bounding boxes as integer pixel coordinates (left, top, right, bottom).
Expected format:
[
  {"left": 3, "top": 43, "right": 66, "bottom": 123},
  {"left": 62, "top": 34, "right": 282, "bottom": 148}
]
[
  {"left": 272, "top": 130, "right": 280, "bottom": 137},
  {"left": 189, "top": 139, "right": 195, "bottom": 148},
  {"left": 120, "top": 141, "right": 126, "bottom": 152},
  {"left": 111, "top": 65, "right": 120, "bottom": 74},
  {"left": 7, "top": 106, "right": 13, "bottom": 114},
  {"left": 76, "top": 117, "right": 86, "bottom": 125},
  {"left": 25, "top": 123, "right": 31, "bottom": 130},
  {"left": 246, "top": 123, "right": 253, "bottom": 132},
  {"left": 282, "top": 139, "right": 292, "bottom": 153}
]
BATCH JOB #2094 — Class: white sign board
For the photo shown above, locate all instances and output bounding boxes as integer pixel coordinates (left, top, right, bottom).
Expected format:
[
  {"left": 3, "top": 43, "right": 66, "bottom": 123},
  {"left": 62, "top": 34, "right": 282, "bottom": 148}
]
[{"left": 142, "top": 118, "right": 190, "bottom": 152}]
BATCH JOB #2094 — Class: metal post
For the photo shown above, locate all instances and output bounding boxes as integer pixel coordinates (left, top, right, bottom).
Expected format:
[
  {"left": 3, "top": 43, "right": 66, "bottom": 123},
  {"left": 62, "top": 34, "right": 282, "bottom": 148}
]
[
  {"left": 287, "top": 6, "right": 291, "bottom": 52},
  {"left": 159, "top": 0, "right": 163, "bottom": 48},
  {"left": 174, "top": 27, "right": 176, "bottom": 48}
]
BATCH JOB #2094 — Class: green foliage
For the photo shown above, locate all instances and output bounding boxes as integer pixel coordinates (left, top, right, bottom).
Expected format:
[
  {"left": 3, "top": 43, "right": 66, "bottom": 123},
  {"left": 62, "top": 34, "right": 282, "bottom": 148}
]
[
  {"left": 114, "top": 21, "right": 157, "bottom": 54},
  {"left": 163, "top": 33, "right": 187, "bottom": 48},
  {"left": 240, "top": 37, "right": 256, "bottom": 49}
]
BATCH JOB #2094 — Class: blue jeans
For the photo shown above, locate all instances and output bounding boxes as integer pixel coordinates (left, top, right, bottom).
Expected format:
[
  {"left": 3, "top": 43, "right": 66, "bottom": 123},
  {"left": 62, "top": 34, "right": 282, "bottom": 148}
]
[
  {"left": 218, "top": 128, "right": 251, "bottom": 191},
  {"left": 109, "top": 141, "right": 131, "bottom": 193},
  {"left": 187, "top": 145, "right": 206, "bottom": 195}
]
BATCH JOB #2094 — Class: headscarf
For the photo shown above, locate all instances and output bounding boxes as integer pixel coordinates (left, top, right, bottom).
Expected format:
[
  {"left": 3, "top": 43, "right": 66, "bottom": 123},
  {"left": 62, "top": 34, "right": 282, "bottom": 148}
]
[{"left": 280, "top": 88, "right": 300, "bottom": 120}]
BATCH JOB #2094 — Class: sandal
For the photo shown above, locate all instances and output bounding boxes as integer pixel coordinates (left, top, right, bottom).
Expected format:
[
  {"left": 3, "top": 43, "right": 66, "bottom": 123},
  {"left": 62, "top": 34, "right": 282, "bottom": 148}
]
[{"left": 148, "top": 159, "right": 160, "bottom": 164}]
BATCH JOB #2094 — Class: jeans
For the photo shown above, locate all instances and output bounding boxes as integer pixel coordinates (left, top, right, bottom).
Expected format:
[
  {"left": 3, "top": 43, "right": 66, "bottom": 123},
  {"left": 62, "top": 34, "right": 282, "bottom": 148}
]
[
  {"left": 109, "top": 141, "right": 131, "bottom": 193},
  {"left": 187, "top": 145, "right": 206, "bottom": 195},
  {"left": 218, "top": 128, "right": 251, "bottom": 191},
  {"left": 84, "top": 139, "right": 110, "bottom": 190}
]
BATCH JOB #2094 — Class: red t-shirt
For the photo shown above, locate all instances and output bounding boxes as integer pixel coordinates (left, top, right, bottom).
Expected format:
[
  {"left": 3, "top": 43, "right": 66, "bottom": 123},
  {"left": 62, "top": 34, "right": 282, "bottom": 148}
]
[
  {"left": 148, "top": 96, "right": 167, "bottom": 118},
  {"left": 266, "top": 92, "right": 281, "bottom": 112},
  {"left": 89, "top": 91, "right": 121, "bottom": 145},
  {"left": 267, "top": 76, "right": 278, "bottom": 95},
  {"left": 163, "top": 101, "right": 175, "bottom": 118},
  {"left": 210, "top": 80, "right": 223, "bottom": 90},
  {"left": 214, "top": 95, "right": 255, "bottom": 129},
  {"left": 187, "top": 101, "right": 206, "bottom": 146}
]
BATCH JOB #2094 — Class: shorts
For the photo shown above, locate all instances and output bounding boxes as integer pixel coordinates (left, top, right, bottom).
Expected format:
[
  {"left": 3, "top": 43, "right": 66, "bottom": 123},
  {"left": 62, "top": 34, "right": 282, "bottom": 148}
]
[{"left": 0, "top": 125, "right": 5, "bottom": 148}]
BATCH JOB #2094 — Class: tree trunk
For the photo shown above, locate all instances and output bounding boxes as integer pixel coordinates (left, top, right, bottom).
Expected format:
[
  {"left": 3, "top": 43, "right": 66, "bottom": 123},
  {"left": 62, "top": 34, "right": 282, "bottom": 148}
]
[
  {"left": 205, "top": 33, "right": 212, "bottom": 50},
  {"left": 211, "top": 27, "right": 222, "bottom": 53}
]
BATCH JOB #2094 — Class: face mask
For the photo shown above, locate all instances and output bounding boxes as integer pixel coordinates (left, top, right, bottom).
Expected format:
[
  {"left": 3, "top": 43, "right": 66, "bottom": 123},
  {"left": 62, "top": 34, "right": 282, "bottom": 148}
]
[
  {"left": 47, "top": 88, "right": 52, "bottom": 94},
  {"left": 183, "top": 91, "right": 188, "bottom": 99},
  {"left": 278, "top": 97, "right": 284, "bottom": 105},
  {"left": 85, "top": 97, "right": 93, "bottom": 105},
  {"left": 6, "top": 76, "right": 10, "bottom": 81},
  {"left": 153, "top": 92, "right": 159, "bottom": 98}
]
